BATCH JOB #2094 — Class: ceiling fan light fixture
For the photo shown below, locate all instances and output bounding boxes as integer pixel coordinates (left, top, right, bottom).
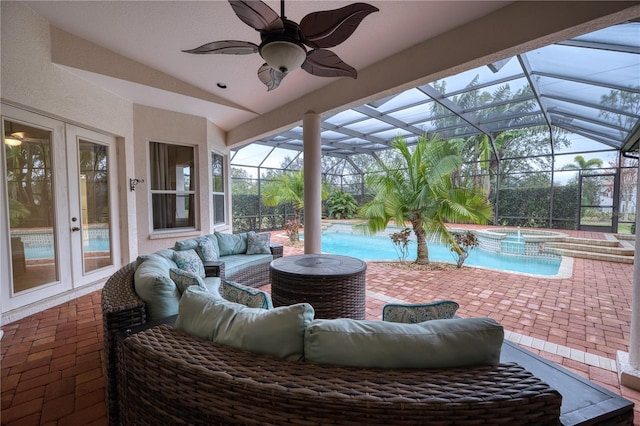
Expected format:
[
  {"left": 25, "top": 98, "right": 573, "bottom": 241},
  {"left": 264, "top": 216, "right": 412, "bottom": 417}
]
[
  {"left": 260, "top": 40, "right": 306, "bottom": 74},
  {"left": 4, "top": 137, "right": 21, "bottom": 146}
]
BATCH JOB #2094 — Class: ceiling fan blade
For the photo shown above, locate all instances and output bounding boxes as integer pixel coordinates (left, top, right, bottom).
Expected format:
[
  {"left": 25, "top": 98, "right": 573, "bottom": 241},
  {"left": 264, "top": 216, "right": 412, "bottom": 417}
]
[
  {"left": 258, "top": 63, "right": 286, "bottom": 91},
  {"left": 182, "top": 40, "right": 259, "bottom": 55},
  {"left": 302, "top": 49, "right": 357, "bottom": 78},
  {"left": 229, "top": 0, "right": 283, "bottom": 32},
  {"left": 299, "top": 3, "right": 379, "bottom": 49}
]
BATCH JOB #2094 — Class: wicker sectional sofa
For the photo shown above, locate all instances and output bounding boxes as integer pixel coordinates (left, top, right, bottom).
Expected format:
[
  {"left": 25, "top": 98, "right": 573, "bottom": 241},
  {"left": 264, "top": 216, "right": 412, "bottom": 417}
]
[{"left": 101, "top": 259, "right": 563, "bottom": 425}]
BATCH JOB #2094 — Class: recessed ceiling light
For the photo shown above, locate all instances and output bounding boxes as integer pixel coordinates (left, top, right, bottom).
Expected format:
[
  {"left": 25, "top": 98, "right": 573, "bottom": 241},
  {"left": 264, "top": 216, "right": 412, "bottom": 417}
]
[{"left": 217, "top": 83, "right": 227, "bottom": 89}]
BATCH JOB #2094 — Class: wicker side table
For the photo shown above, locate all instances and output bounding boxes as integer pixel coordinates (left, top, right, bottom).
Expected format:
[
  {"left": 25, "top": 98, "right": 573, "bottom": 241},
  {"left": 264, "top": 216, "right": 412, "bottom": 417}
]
[{"left": 270, "top": 254, "right": 366, "bottom": 320}]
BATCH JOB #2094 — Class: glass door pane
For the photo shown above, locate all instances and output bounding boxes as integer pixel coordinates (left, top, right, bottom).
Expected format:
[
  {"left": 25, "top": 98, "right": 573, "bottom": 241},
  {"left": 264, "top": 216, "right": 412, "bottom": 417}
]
[
  {"left": 78, "top": 139, "right": 111, "bottom": 273},
  {"left": 67, "top": 124, "right": 119, "bottom": 286},
  {"left": 4, "top": 119, "right": 59, "bottom": 293}
]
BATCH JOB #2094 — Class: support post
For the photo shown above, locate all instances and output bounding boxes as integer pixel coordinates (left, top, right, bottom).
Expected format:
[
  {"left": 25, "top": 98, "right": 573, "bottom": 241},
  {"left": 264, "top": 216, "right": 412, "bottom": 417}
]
[
  {"left": 303, "top": 112, "right": 322, "bottom": 254},
  {"left": 617, "top": 153, "right": 640, "bottom": 389}
]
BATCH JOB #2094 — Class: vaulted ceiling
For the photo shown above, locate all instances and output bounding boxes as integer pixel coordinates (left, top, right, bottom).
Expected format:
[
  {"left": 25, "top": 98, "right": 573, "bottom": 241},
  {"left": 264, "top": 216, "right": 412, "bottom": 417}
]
[{"left": 23, "top": 1, "right": 640, "bottom": 159}]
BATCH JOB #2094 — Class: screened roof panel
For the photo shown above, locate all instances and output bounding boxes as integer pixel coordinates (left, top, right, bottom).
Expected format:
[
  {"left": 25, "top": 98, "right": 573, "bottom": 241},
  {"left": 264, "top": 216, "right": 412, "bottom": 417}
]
[
  {"left": 572, "top": 21, "right": 640, "bottom": 47},
  {"left": 387, "top": 104, "right": 435, "bottom": 124},
  {"left": 320, "top": 130, "right": 349, "bottom": 140},
  {"left": 429, "top": 57, "right": 524, "bottom": 95},
  {"left": 552, "top": 130, "right": 614, "bottom": 154},
  {"left": 528, "top": 45, "right": 639, "bottom": 88},
  {"left": 483, "top": 113, "right": 546, "bottom": 133},
  {"left": 371, "top": 88, "right": 431, "bottom": 113},
  {"left": 324, "top": 110, "right": 367, "bottom": 126},
  {"left": 236, "top": 21, "right": 640, "bottom": 168},
  {"left": 444, "top": 77, "right": 532, "bottom": 106},
  {"left": 343, "top": 117, "right": 394, "bottom": 134},
  {"left": 537, "top": 76, "right": 637, "bottom": 108},
  {"left": 371, "top": 128, "right": 415, "bottom": 140},
  {"left": 545, "top": 97, "right": 636, "bottom": 132},
  {"left": 474, "top": 99, "right": 541, "bottom": 124}
]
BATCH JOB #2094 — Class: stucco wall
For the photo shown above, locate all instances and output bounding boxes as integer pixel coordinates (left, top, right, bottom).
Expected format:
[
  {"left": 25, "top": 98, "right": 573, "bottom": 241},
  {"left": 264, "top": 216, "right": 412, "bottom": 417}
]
[
  {"left": 0, "top": 1, "right": 230, "bottom": 321},
  {"left": 133, "top": 104, "right": 228, "bottom": 255},
  {"left": 1, "top": 1, "right": 138, "bottom": 263}
]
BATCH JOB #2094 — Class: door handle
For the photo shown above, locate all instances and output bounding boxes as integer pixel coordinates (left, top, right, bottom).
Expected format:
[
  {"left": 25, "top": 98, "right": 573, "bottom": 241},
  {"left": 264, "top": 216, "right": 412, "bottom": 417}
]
[{"left": 72, "top": 227, "right": 80, "bottom": 232}]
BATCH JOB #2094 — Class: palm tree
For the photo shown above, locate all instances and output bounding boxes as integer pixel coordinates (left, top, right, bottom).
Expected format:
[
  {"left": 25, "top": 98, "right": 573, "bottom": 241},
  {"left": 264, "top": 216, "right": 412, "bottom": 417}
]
[
  {"left": 261, "top": 171, "right": 328, "bottom": 243},
  {"left": 561, "top": 155, "right": 603, "bottom": 171},
  {"left": 361, "top": 134, "right": 493, "bottom": 264}
]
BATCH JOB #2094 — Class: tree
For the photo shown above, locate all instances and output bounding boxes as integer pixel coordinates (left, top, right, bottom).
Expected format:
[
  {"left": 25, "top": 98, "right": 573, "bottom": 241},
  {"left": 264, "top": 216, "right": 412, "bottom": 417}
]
[
  {"left": 561, "top": 155, "right": 603, "bottom": 171},
  {"left": 261, "top": 171, "right": 329, "bottom": 243},
  {"left": 360, "top": 134, "right": 493, "bottom": 264}
]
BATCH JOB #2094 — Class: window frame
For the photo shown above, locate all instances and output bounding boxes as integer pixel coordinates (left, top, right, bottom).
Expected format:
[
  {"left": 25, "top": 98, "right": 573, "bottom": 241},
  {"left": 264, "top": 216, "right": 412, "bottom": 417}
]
[
  {"left": 148, "top": 140, "right": 198, "bottom": 234},
  {"left": 211, "top": 151, "right": 226, "bottom": 227}
]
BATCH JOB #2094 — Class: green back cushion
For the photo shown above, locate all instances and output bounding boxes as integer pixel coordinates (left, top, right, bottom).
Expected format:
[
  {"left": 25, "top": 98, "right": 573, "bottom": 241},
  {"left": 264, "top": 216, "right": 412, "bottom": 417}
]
[
  {"left": 382, "top": 300, "right": 460, "bottom": 323},
  {"left": 221, "top": 280, "right": 273, "bottom": 309},
  {"left": 174, "top": 237, "right": 200, "bottom": 252},
  {"left": 175, "top": 288, "right": 314, "bottom": 361},
  {"left": 215, "top": 232, "right": 248, "bottom": 256},
  {"left": 304, "top": 317, "right": 503, "bottom": 368},
  {"left": 134, "top": 254, "right": 180, "bottom": 320},
  {"left": 246, "top": 231, "right": 271, "bottom": 254}
]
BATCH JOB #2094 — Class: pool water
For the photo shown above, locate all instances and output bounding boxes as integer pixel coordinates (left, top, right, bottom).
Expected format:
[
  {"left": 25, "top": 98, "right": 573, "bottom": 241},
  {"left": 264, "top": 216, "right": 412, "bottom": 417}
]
[
  {"left": 24, "top": 239, "right": 110, "bottom": 260},
  {"left": 318, "top": 231, "right": 561, "bottom": 276}
]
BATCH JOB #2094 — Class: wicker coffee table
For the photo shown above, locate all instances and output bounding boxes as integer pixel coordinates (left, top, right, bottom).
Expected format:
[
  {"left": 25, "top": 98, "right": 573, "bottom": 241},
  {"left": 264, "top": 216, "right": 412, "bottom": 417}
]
[{"left": 270, "top": 254, "right": 366, "bottom": 319}]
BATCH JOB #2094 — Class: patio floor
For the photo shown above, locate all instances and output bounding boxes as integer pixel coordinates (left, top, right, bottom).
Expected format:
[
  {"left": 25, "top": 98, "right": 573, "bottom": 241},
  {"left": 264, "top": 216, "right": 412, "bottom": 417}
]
[{"left": 1, "top": 228, "right": 639, "bottom": 424}]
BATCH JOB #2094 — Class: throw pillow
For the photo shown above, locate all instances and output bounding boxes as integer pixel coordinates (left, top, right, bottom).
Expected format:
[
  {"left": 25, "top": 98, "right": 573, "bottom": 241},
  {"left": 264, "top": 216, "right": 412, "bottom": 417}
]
[
  {"left": 175, "top": 288, "right": 314, "bottom": 361},
  {"left": 382, "top": 300, "right": 459, "bottom": 323},
  {"left": 170, "top": 268, "right": 207, "bottom": 294},
  {"left": 197, "top": 237, "right": 219, "bottom": 262},
  {"left": 246, "top": 231, "right": 271, "bottom": 255},
  {"left": 304, "top": 317, "right": 504, "bottom": 368},
  {"left": 221, "top": 280, "right": 273, "bottom": 309},
  {"left": 173, "top": 249, "right": 205, "bottom": 278}
]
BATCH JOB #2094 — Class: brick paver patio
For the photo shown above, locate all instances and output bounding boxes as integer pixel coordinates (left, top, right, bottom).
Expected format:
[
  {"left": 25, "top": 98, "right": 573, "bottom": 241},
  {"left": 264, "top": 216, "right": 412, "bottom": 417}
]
[{"left": 2, "top": 228, "right": 639, "bottom": 424}]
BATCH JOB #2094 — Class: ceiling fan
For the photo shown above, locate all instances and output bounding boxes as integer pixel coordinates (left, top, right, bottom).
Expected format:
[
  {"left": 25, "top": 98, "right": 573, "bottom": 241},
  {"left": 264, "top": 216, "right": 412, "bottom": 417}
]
[{"left": 183, "top": 0, "right": 379, "bottom": 91}]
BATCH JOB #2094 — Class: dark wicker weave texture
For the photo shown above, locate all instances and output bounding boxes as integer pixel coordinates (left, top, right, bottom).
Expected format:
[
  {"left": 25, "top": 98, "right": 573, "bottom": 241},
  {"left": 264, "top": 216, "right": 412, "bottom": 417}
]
[
  {"left": 100, "top": 262, "right": 145, "bottom": 426},
  {"left": 117, "top": 324, "right": 562, "bottom": 425},
  {"left": 102, "top": 243, "right": 282, "bottom": 424},
  {"left": 205, "top": 243, "right": 283, "bottom": 288},
  {"left": 271, "top": 255, "right": 366, "bottom": 319}
]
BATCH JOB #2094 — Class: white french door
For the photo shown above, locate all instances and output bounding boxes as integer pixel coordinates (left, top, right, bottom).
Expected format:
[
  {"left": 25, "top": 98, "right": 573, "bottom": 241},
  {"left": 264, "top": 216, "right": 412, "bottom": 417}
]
[{"left": 1, "top": 105, "right": 120, "bottom": 312}]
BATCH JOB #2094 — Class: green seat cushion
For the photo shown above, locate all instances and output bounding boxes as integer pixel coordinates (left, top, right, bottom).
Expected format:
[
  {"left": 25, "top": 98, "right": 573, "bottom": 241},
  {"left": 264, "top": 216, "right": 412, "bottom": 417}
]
[
  {"left": 304, "top": 317, "right": 503, "bottom": 368},
  {"left": 134, "top": 255, "right": 180, "bottom": 320},
  {"left": 246, "top": 231, "right": 271, "bottom": 254},
  {"left": 173, "top": 249, "right": 205, "bottom": 277},
  {"left": 220, "top": 254, "right": 273, "bottom": 277},
  {"left": 175, "top": 288, "right": 314, "bottom": 361},
  {"left": 203, "top": 277, "right": 221, "bottom": 295},
  {"left": 221, "top": 279, "right": 273, "bottom": 309},
  {"left": 382, "top": 300, "right": 459, "bottom": 323},
  {"left": 215, "top": 232, "right": 248, "bottom": 256}
]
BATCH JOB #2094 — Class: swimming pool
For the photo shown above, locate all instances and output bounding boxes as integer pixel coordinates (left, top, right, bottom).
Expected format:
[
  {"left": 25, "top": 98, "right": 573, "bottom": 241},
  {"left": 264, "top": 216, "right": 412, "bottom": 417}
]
[
  {"left": 314, "top": 229, "right": 562, "bottom": 276},
  {"left": 23, "top": 238, "right": 110, "bottom": 260}
]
